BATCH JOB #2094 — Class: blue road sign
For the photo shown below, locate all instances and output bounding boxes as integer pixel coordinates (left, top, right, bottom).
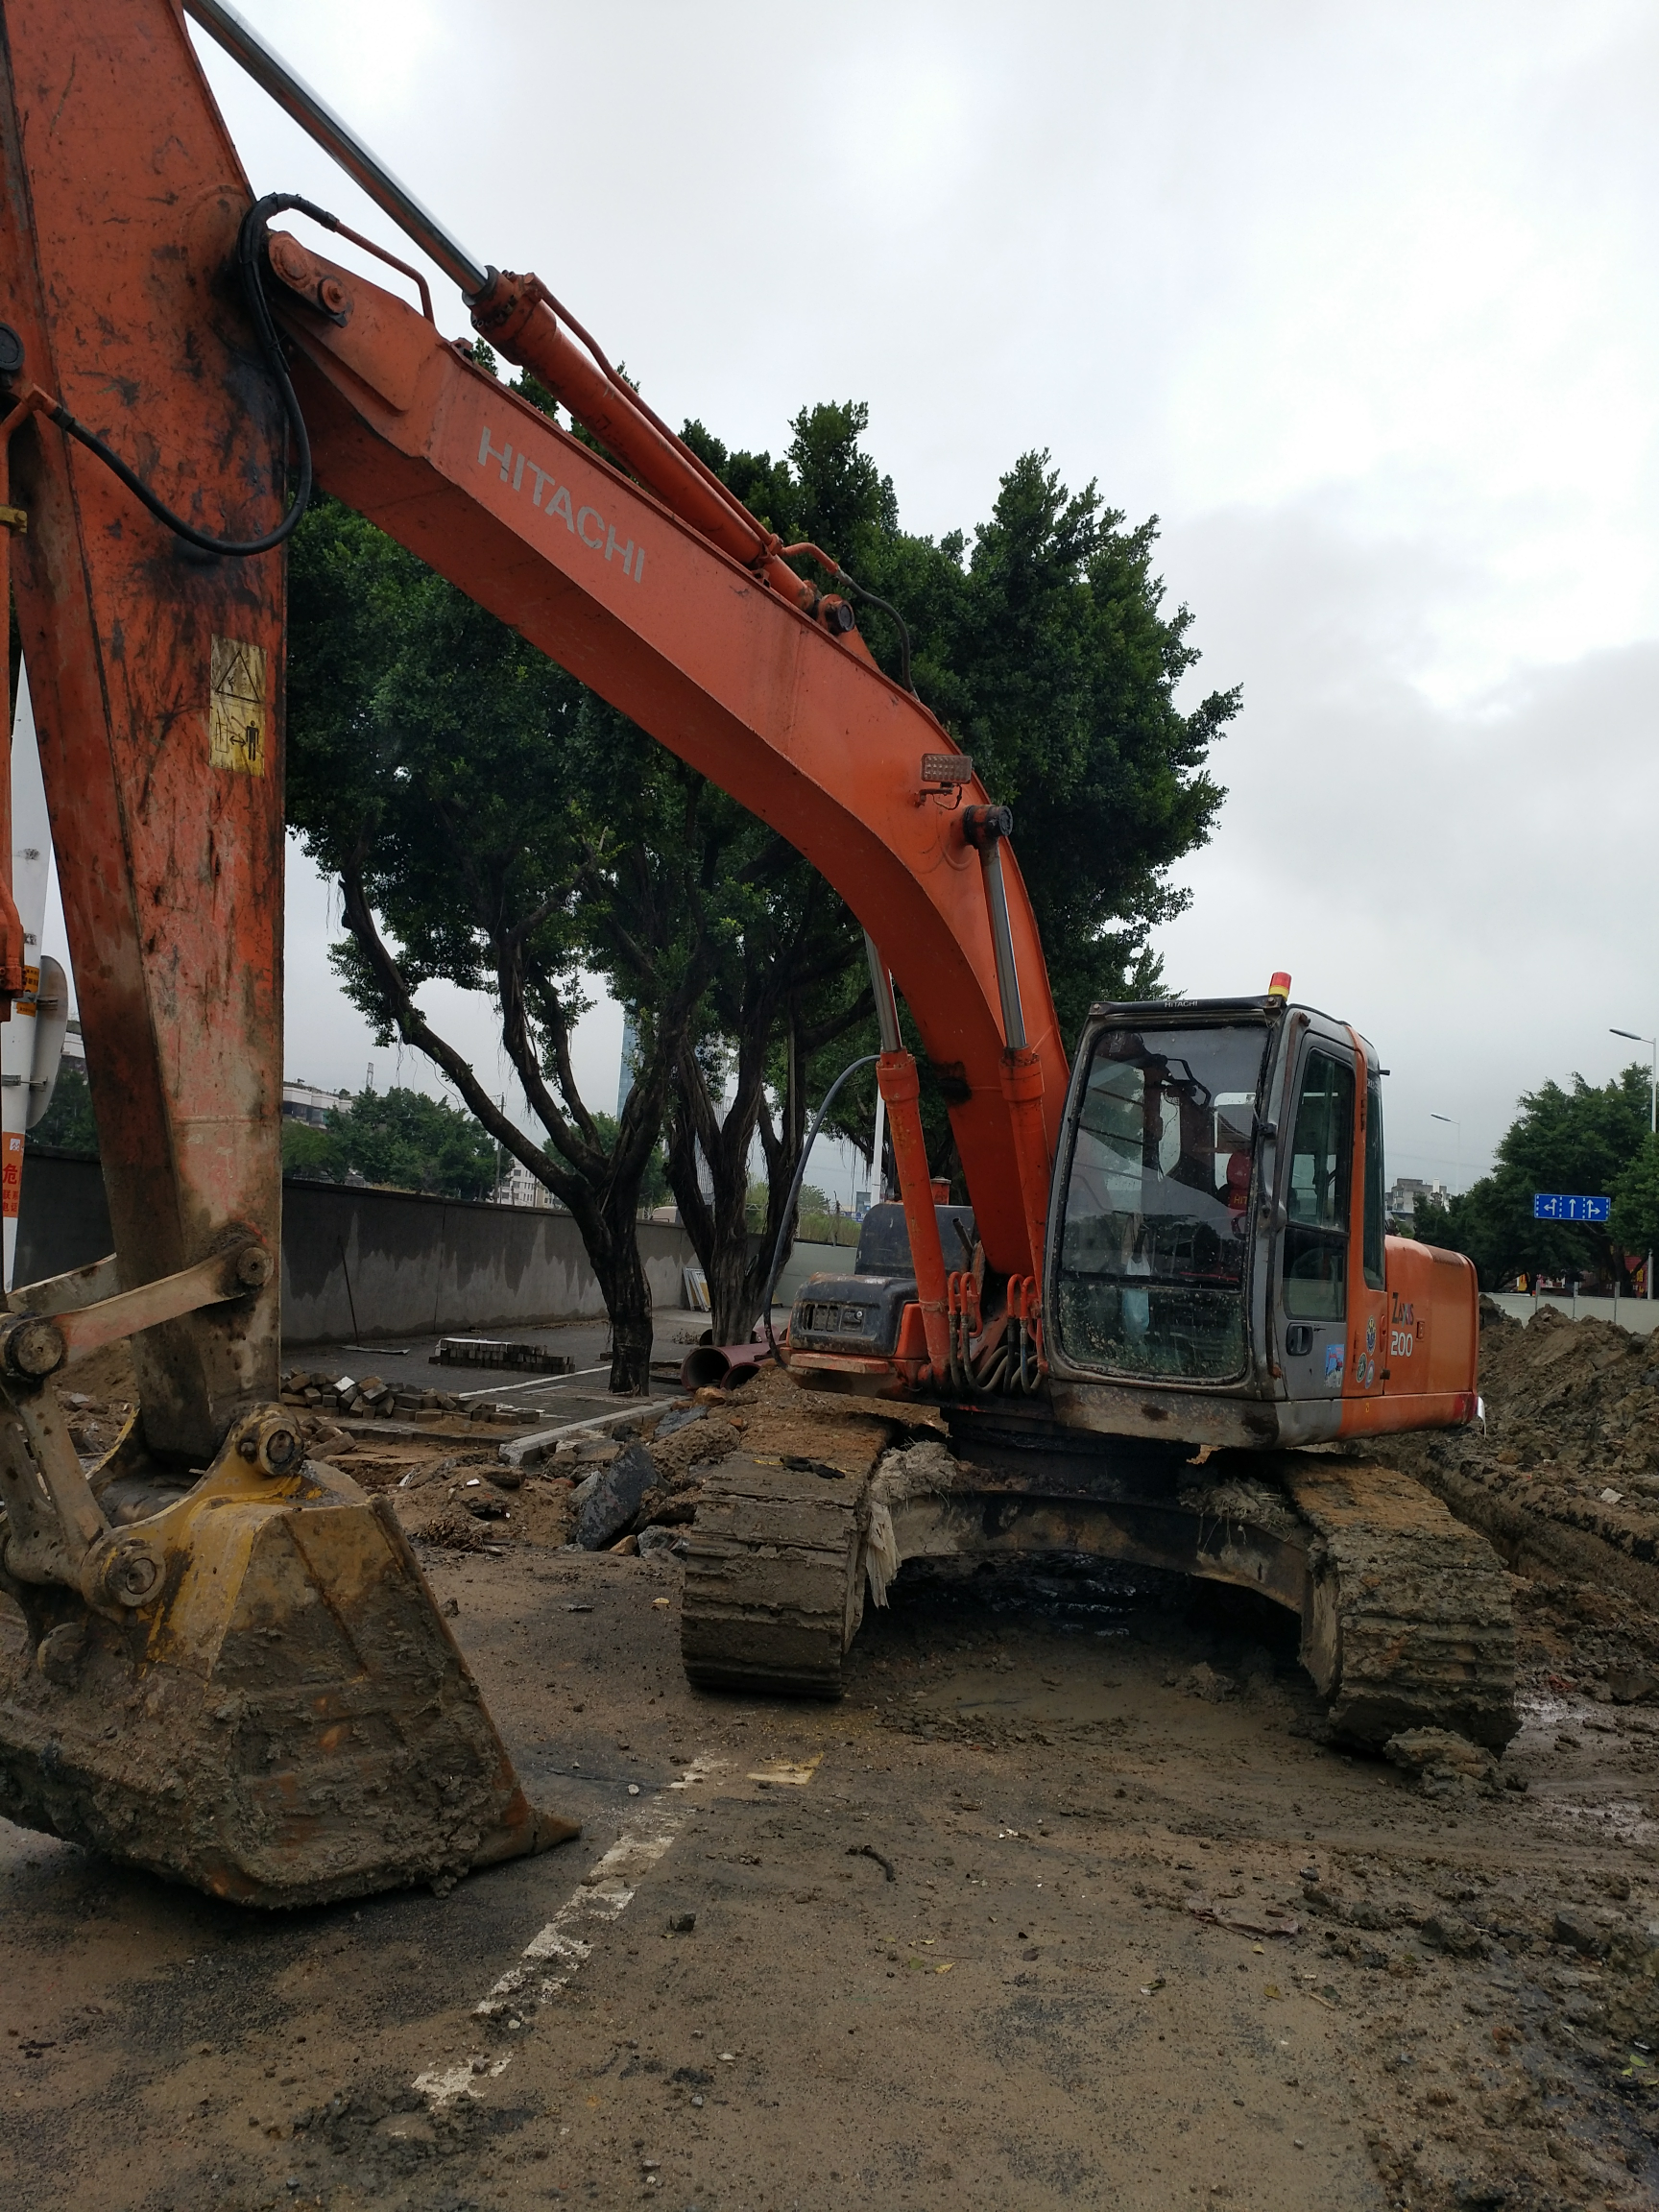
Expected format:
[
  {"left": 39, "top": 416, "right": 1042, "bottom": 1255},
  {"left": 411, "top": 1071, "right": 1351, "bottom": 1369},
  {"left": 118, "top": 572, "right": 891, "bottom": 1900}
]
[{"left": 1533, "top": 1193, "right": 1611, "bottom": 1222}]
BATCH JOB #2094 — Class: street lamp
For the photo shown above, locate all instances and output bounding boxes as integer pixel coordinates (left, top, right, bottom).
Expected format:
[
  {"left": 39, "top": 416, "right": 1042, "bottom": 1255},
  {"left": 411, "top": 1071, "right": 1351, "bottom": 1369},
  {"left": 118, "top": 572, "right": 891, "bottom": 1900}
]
[
  {"left": 1611, "top": 1027, "right": 1656, "bottom": 1301},
  {"left": 1430, "top": 1114, "right": 1460, "bottom": 1197}
]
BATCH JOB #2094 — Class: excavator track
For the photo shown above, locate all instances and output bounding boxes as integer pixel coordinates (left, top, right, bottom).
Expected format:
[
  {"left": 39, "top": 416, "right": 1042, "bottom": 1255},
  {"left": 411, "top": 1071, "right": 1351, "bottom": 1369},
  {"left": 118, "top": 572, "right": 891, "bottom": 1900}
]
[
  {"left": 679, "top": 1379, "right": 1516, "bottom": 1745},
  {"left": 1273, "top": 1452, "right": 1517, "bottom": 1749},
  {"left": 680, "top": 1455, "right": 868, "bottom": 1696},
  {"left": 678, "top": 1370, "right": 896, "bottom": 1697}
]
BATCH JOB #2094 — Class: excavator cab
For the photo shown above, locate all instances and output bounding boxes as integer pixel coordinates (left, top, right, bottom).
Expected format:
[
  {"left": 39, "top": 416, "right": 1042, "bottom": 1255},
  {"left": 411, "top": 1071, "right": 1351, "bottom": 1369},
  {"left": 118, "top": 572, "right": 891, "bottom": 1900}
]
[{"left": 1045, "top": 984, "right": 1478, "bottom": 1448}]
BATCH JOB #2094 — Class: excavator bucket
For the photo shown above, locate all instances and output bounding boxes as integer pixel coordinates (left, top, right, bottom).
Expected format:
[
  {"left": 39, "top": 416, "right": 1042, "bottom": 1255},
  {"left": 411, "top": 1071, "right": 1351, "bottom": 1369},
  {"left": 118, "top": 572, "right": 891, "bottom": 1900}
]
[
  {"left": 0, "top": 1415, "right": 573, "bottom": 1906},
  {"left": 0, "top": 0, "right": 574, "bottom": 1901}
]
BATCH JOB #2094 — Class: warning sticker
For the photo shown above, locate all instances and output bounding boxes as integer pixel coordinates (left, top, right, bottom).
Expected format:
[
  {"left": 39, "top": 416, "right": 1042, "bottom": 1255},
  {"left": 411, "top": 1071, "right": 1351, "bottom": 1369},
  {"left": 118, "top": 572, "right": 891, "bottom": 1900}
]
[
  {"left": 3, "top": 1131, "right": 22, "bottom": 1218},
  {"left": 208, "top": 636, "right": 267, "bottom": 775}
]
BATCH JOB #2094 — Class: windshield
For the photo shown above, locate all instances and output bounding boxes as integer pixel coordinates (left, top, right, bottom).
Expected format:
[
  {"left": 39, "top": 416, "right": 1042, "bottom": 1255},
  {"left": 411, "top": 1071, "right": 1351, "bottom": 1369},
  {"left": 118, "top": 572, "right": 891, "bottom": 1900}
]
[
  {"left": 1054, "top": 1022, "right": 1269, "bottom": 1381},
  {"left": 854, "top": 1202, "right": 976, "bottom": 1279}
]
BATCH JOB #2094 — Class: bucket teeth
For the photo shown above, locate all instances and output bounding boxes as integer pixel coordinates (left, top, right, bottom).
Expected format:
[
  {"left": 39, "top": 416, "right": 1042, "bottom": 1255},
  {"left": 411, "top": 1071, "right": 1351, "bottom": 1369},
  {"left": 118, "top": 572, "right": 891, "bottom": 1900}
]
[{"left": 0, "top": 1432, "right": 576, "bottom": 1906}]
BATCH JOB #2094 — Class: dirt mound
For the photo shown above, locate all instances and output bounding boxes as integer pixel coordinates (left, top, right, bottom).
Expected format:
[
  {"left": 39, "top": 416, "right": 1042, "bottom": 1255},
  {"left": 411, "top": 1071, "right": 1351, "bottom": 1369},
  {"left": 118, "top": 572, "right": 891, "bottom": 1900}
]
[
  {"left": 1479, "top": 1301, "right": 1659, "bottom": 1499},
  {"left": 1368, "top": 1305, "right": 1659, "bottom": 1705}
]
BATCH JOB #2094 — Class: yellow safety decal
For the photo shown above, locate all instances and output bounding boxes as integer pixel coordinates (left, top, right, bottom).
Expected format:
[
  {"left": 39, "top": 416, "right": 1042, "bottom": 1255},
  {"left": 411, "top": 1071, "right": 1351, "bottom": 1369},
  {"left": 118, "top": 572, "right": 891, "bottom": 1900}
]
[{"left": 208, "top": 637, "right": 267, "bottom": 776}]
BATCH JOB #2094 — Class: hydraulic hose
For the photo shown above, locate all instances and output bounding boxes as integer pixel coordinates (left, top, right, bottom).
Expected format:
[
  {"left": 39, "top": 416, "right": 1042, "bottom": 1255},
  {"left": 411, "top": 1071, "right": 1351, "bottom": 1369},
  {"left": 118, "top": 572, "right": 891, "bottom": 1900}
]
[
  {"left": 759, "top": 1053, "right": 879, "bottom": 1367},
  {"left": 43, "top": 192, "right": 319, "bottom": 558}
]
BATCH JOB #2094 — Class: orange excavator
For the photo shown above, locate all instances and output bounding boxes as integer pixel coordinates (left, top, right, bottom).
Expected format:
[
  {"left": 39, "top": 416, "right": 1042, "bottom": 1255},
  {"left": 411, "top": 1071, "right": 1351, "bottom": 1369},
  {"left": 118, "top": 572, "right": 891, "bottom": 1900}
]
[{"left": 0, "top": 0, "right": 1514, "bottom": 1907}]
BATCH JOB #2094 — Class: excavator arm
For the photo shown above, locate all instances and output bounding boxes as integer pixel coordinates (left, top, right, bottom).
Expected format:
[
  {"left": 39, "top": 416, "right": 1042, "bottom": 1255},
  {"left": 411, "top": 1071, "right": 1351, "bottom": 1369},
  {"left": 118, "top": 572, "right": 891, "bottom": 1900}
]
[{"left": 269, "top": 234, "right": 1068, "bottom": 1312}]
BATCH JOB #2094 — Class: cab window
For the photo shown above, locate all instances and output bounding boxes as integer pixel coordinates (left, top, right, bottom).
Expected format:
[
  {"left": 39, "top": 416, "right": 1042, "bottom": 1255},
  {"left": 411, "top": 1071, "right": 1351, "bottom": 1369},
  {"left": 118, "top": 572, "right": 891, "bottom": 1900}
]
[
  {"left": 1363, "top": 1070, "right": 1385, "bottom": 1292},
  {"left": 1054, "top": 1022, "right": 1267, "bottom": 1381},
  {"left": 1283, "top": 1050, "right": 1353, "bottom": 1319}
]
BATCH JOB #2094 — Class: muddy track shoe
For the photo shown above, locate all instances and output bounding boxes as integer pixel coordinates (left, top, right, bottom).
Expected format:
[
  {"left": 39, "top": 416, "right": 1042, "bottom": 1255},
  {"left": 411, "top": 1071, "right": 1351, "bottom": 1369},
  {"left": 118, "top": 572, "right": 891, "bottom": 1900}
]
[
  {"left": 0, "top": 1418, "right": 578, "bottom": 1906},
  {"left": 680, "top": 1454, "right": 870, "bottom": 1696},
  {"left": 1277, "top": 1454, "right": 1518, "bottom": 1750}
]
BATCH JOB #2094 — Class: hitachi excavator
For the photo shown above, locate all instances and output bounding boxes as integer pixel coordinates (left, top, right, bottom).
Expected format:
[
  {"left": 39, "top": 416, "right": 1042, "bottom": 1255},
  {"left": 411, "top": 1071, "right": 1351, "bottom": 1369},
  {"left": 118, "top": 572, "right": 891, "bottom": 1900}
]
[{"left": 0, "top": 0, "right": 1514, "bottom": 1908}]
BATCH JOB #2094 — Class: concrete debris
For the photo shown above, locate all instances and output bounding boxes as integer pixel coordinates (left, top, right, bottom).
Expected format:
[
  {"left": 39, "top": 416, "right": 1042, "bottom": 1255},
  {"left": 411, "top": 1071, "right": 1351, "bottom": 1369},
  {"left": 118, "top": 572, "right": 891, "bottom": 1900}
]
[
  {"left": 1181, "top": 1662, "right": 1237, "bottom": 1704},
  {"left": 637, "top": 1525, "right": 685, "bottom": 1563},
  {"left": 574, "top": 1443, "right": 661, "bottom": 1551}
]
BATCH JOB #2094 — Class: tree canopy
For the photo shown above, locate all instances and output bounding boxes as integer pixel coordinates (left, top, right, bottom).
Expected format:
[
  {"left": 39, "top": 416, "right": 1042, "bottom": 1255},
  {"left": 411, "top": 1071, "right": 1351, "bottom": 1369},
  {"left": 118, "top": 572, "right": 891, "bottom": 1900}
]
[
  {"left": 280, "top": 1086, "right": 499, "bottom": 1200},
  {"left": 30, "top": 1063, "right": 98, "bottom": 1155},
  {"left": 673, "top": 406, "right": 1235, "bottom": 1317}
]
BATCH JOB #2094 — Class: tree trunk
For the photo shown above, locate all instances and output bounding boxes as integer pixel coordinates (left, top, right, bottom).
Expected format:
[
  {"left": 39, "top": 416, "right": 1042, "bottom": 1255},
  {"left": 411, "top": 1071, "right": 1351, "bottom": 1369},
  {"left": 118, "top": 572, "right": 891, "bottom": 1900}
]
[
  {"left": 334, "top": 864, "right": 673, "bottom": 1398},
  {"left": 707, "top": 1225, "right": 761, "bottom": 1351},
  {"left": 606, "top": 1296, "right": 655, "bottom": 1397},
  {"left": 570, "top": 1197, "right": 656, "bottom": 1396}
]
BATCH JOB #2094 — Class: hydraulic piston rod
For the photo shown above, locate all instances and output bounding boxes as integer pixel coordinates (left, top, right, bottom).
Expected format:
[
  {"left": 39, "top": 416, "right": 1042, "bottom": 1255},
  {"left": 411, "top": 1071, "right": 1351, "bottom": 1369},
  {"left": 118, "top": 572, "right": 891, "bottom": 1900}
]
[{"left": 181, "top": 0, "right": 491, "bottom": 296}]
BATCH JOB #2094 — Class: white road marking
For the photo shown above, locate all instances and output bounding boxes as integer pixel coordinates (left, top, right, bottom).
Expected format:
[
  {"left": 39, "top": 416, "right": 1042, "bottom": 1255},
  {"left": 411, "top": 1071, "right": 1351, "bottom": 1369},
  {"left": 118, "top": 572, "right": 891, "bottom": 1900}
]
[
  {"left": 414, "top": 1753, "right": 727, "bottom": 2107},
  {"left": 747, "top": 1754, "right": 821, "bottom": 1786},
  {"left": 455, "top": 1363, "right": 613, "bottom": 1401}
]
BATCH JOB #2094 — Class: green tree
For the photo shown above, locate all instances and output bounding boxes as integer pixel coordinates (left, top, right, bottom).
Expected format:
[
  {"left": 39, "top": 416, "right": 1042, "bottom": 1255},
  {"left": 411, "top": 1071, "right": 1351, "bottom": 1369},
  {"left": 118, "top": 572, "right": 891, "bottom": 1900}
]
[
  {"left": 280, "top": 1117, "right": 339, "bottom": 1180},
  {"left": 1611, "top": 1133, "right": 1659, "bottom": 1272},
  {"left": 666, "top": 408, "right": 1233, "bottom": 1332},
  {"left": 1412, "top": 1065, "right": 1650, "bottom": 1287},
  {"left": 30, "top": 1063, "right": 99, "bottom": 1155},
  {"left": 287, "top": 492, "right": 708, "bottom": 1393},
  {"left": 280, "top": 1088, "right": 499, "bottom": 1200}
]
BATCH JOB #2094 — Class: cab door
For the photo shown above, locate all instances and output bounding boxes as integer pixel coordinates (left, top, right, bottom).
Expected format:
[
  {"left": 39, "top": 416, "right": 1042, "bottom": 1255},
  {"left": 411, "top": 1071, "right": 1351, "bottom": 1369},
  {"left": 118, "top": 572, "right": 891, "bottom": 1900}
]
[
  {"left": 1343, "top": 1035, "right": 1389, "bottom": 1419},
  {"left": 1275, "top": 1038, "right": 1357, "bottom": 1402}
]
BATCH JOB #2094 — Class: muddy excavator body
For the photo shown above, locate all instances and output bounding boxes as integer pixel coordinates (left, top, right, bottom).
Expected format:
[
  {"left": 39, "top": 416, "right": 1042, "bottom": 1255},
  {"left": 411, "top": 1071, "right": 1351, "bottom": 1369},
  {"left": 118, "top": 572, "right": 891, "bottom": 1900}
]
[{"left": 735, "top": 994, "right": 1510, "bottom": 1753}]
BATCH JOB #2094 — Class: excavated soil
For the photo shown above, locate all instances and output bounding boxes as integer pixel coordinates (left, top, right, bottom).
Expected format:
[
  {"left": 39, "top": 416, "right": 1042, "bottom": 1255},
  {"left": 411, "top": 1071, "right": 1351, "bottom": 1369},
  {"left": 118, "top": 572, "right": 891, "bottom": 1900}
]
[
  {"left": 3, "top": 1330, "right": 1659, "bottom": 2208},
  {"left": 1366, "top": 1304, "right": 1659, "bottom": 1712}
]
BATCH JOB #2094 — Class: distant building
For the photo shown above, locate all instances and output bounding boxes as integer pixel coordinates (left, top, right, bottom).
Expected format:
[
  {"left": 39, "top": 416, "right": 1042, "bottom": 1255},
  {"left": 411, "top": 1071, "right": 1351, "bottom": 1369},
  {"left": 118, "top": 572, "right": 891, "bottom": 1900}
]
[
  {"left": 616, "top": 1009, "right": 638, "bottom": 1118},
  {"left": 494, "top": 1159, "right": 558, "bottom": 1211},
  {"left": 1386, "top": 1175, "right": 1453, "bottom": 1222},
  {"left": 281, "top": 1080, "right": 349, "bottom": 1128}
]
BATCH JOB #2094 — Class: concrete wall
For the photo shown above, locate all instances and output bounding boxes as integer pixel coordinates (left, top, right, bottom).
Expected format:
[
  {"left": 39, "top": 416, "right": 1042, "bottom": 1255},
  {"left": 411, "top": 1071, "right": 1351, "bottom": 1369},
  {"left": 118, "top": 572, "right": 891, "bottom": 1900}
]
[
  {"left": 12, "top": 1153, "right": 699, "bottom": 1345},
  {"left": 279, "top": 1179, "right": 698, "bottom": 1344},
  {"left": 1488, "top": 1289, "right": 1659, "bottom": 1337},
  {"left": 14, "top": 1149, "right": 111, "bottom": 1286}
]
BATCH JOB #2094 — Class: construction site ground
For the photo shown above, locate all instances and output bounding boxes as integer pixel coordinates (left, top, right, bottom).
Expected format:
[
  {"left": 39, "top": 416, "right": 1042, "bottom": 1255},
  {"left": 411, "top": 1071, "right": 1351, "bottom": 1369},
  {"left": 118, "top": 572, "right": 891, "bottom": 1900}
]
[{"left": 5, "top": 1307, "right": 1659, "bottom": 2212}]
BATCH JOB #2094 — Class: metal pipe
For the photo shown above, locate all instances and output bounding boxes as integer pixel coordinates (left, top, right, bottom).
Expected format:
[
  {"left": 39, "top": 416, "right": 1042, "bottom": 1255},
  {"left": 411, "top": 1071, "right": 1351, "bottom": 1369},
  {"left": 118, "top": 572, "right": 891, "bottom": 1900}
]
[
  {"left": 864, "top": 931, "right": 902, "bottom": 1054},
  {"left": 964, "top": 809, "right": 1024, "bottom": 1050},
  {"left": 181, "top": 0, "right": 492, "bottom": 298}
]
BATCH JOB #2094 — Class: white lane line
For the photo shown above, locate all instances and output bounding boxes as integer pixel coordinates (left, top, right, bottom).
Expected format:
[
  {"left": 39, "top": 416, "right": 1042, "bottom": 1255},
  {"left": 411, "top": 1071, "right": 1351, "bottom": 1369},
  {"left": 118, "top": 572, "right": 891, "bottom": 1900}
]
[
  {"left": 414, "top": 1753, "right": 727, "bottom": 2108},
  {"left": 454, "top": 1364, "right": 613, "bottom": 1402}
]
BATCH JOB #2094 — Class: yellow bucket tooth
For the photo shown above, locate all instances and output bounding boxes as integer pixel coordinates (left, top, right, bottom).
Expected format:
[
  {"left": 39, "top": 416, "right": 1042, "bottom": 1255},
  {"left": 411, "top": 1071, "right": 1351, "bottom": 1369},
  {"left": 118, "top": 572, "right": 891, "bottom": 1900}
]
[{"left": 0, "top": 1420, "right": 577, "bottom": 1906}]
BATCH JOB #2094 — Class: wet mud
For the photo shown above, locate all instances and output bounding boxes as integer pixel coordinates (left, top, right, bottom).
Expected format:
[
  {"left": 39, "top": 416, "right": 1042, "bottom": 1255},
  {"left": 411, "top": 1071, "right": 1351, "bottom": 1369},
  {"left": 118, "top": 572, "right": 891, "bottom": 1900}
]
[{"left": 2, "top": 1316, "right": 1658, "bottom": 2207}]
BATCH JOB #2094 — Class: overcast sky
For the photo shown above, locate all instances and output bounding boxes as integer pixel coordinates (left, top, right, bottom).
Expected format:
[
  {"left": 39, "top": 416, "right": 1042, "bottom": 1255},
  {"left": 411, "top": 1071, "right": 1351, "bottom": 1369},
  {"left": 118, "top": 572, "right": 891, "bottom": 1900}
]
[{"left": 42, "top": 1, "right": 1659, "bottom": 1200}]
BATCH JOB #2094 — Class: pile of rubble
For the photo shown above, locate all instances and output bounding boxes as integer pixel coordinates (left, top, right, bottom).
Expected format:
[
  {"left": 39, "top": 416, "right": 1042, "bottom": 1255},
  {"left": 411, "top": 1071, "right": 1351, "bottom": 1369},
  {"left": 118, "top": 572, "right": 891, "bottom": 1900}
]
[
  {"left": 375, "top": 1382, "right": 751, "bottom": 1561},
  {"left": 1477, "top": 1303, "right": 1659, "bottom": 1502},
  {"left": 279, "top": 1366, "right": 524, "bottom": 1428}
]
